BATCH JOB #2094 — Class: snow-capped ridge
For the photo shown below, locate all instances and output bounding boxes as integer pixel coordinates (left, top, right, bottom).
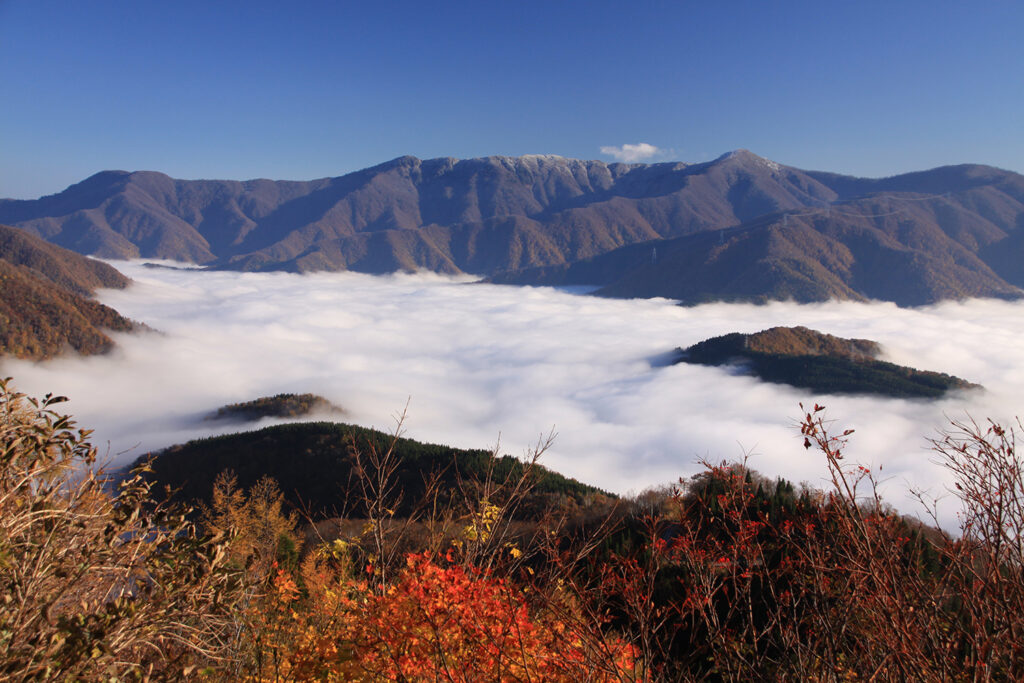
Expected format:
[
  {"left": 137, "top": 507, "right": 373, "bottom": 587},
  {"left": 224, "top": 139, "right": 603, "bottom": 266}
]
[{"left": 716, "top": 149, "right": 782, "bottom": 172}]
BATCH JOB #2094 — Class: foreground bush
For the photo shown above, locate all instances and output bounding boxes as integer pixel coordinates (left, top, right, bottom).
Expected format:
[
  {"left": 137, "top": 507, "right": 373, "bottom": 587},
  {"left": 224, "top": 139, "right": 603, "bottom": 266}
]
[
  {"left": 566, "top": 406, "right": 1024, "bottom": 680},
  {"left": 0, "top": 378, "right": 245, "bottom": 680},
  {"left": 4, "top": 376, "right": 1024, "bottom": 681},
  {"left": 247, "top": 548, "right": 636, "bottom": 682}
]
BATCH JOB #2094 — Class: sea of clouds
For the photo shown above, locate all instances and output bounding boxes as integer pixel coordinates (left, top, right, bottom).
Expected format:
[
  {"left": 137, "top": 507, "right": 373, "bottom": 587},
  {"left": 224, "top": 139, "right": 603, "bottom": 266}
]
[{"left": 4, "top": 260, "right": 1023, "bottom": 526}]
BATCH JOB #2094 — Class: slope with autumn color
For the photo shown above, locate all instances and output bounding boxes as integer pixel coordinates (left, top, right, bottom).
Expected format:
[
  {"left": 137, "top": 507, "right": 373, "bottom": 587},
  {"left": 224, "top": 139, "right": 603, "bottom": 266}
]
[{"left": 0, "top": 224, "right": 134, "bottom": 359}]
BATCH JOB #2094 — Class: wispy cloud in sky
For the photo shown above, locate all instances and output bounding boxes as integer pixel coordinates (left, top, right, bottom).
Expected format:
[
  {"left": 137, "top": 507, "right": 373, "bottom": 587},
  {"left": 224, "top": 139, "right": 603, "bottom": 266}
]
[
  {"left": 3, "top": 263, "right": 1023, "bottom": 528},
  {"left": 600, "top": 143, "right": 664, "bottom": 163}
]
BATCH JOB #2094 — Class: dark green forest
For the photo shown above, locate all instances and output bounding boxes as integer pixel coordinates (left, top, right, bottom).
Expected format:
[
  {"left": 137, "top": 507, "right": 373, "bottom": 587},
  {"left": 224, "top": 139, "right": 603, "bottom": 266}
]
[{"left": 139, "top": 421, "right": 610, "bottom": 519}]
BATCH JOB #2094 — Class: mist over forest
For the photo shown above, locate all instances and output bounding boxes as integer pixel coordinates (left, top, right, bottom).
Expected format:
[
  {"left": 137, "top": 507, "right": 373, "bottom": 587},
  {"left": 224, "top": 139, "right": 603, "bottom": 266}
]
[{"left": 5, "top": 260, "right": 1021, "bottom": 526}]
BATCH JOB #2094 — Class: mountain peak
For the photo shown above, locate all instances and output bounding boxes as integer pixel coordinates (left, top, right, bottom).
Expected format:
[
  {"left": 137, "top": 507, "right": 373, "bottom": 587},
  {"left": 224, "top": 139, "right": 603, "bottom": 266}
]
[
  {"left": 64, "top": 170, "right": 132, "bottom": 192},
  {"left": 368, "top": 155, "right": 422, "bottom": 173},
  {"left": 715, "top": 149, "right": 783, "bottom": 172}
]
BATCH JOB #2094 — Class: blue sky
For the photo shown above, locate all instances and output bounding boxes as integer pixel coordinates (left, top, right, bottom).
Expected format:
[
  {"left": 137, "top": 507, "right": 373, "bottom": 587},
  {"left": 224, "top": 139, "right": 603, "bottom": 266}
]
[{"left": 1, "top": 0, "right": 1021, "bottom": 198}]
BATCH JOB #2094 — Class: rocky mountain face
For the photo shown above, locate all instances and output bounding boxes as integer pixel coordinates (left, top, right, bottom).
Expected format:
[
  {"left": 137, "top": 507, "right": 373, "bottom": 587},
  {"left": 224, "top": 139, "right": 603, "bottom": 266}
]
[
  {"left": 493, "top": 164, "right": 1024, "bottom": 305},
  {"left": 0, "top": 224, "right": 134, "bottom": 359},
  {"left": 0, "top": 151, "right": 835, "bottom": 269},
  {"left": 3, "top": 151, "right": 1023, "bottom": 305}
]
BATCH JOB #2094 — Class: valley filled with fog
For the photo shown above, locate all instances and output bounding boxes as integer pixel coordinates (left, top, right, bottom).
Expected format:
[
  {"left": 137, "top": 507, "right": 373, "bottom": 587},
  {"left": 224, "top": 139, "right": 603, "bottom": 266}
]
[{"left": 5, "top": 260, "right": 1023, "bottom": 525}]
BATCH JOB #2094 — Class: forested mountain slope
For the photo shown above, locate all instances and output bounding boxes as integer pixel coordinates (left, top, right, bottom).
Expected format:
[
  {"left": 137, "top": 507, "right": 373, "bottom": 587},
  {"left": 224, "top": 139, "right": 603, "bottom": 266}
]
[
  {"left": 493, "top": 189, "right": 1024, "bottom": 305},
  {"left": 138, "top": 421, "right": 608, "bottom": 519},
  {"left": 0, "top": 224, "right": 134, "bottom": 359}
]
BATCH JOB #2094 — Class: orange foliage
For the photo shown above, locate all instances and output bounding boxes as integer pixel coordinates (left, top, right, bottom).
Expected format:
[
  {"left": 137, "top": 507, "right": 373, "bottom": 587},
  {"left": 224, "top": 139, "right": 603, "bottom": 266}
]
[{"left": 249, "top": 550, "right": 636, "bottom": 682}]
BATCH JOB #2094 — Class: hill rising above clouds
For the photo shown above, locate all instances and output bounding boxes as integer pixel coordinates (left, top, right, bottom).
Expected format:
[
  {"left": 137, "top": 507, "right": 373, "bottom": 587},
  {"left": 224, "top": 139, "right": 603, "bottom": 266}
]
[
  {"left": 676, "top": 326, "right": 978, "bottom": 398},
  {"left": 3, "top": 152, "right": 1023, "bottom": 305},
  {"left": 137, "top": 421, "right": 609, "bottom": 519},
  {"left": 0, "top": 224, "right": 134, "bottom": 359}
]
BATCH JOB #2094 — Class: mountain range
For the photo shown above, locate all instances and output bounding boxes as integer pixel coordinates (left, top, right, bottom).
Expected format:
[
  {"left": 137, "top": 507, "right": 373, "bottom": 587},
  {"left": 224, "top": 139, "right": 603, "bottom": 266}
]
[{"left": 3, "top": 151, "right": 1023, "bottom": 305}]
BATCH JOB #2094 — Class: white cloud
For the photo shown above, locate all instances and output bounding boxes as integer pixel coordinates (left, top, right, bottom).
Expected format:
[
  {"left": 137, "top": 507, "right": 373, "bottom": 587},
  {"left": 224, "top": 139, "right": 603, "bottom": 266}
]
[
  {"left": 600, "top": 142, "right": 663, "bottom": 163},
  {"left": 3, "top": 262, "right": 1024, "bottom": 529}
]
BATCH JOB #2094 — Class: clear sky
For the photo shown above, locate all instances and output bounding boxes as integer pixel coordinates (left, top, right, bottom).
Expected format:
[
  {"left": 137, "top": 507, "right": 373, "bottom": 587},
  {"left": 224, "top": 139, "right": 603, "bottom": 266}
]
[{"left": 1, "top": 0, "right": 1021, "bottom": 198}]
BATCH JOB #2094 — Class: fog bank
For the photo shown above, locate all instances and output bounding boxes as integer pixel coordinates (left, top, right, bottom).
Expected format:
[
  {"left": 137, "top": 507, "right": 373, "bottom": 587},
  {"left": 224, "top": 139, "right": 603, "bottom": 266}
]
[{"left": 4, "top": 261, "right": 1022, "bottom": 525}]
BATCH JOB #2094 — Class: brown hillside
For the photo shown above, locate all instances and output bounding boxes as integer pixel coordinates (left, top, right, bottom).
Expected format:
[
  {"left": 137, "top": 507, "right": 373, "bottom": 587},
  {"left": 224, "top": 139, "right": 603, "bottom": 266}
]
[
  {"left": 499, "top": 192, "right": 1024, "bottom": 306},
  {"left": 0, "top": 224, "right": 129, "bottom": 295},
  {"left": 742, "top": 326, "right": 880, "bottom": 359},
  {"left": 0, "top": 225, "right": 134, "bottom": 360}
]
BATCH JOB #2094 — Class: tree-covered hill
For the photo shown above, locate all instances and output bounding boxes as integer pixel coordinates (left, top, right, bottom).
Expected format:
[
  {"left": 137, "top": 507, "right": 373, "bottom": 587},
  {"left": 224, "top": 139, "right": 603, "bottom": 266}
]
[
  {"left": 676, "top": 326, "right": 978, "bottom": 398},
  {"left": 205, "top": 393, "right": 344, "bottom": 422},
  {"left": 137, "top": 421, "right": 610, "bottom": 519}
]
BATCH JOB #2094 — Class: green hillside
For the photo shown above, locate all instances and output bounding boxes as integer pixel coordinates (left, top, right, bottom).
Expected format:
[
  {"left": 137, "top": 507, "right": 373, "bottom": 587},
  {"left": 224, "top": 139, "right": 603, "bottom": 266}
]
[{"left": 138, "top": 421, "right": 609, "bottom": 519}]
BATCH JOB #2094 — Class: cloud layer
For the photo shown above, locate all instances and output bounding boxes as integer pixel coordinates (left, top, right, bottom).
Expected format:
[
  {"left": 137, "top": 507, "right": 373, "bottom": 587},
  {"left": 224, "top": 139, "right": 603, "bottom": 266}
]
[
  {"left": 600, "top": 142, "right": 663, "bottom": 162},
  {"left": 4, "top": 262, "right": 1024, "bottom": 527}
]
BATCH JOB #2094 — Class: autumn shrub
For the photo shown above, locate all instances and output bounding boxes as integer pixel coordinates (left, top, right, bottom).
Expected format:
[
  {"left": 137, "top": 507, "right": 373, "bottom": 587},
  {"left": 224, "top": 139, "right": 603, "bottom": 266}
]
[
  {"left": 243, "top": 545, "right": 638, "bottom": 682},
  {"left": 232, "top": 418, "right": 638, "bottom": 681},
  {"left": 7, "top": 371, "right": 1024, "bottom": 681},
  {"left": 775, "top": 406, "right": 1024, "bottom": 679},
  {"left": 600, "top": 406, "right": 1024, "bottom": 681},
  {"left": 0, "top": 378, "right": 246, "bottom": 680},
  {"left": 202, "top": 471, "right": 301, "bottom": 577},
  {"left": 523, "top": 405, "right": 1024, "bottom": 681}
]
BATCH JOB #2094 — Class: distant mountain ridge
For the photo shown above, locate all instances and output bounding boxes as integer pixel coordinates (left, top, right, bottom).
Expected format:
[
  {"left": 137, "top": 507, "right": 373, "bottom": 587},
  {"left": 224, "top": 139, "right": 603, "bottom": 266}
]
[
  {"left": 3, "top": 151, "right": 1023, "bottom": 305},
  {"left": 491, "top": 190, "right": 1024, "bottom": 306},
  {"left": 0, "top": 151, "right": 835, "bottom": 271}
]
